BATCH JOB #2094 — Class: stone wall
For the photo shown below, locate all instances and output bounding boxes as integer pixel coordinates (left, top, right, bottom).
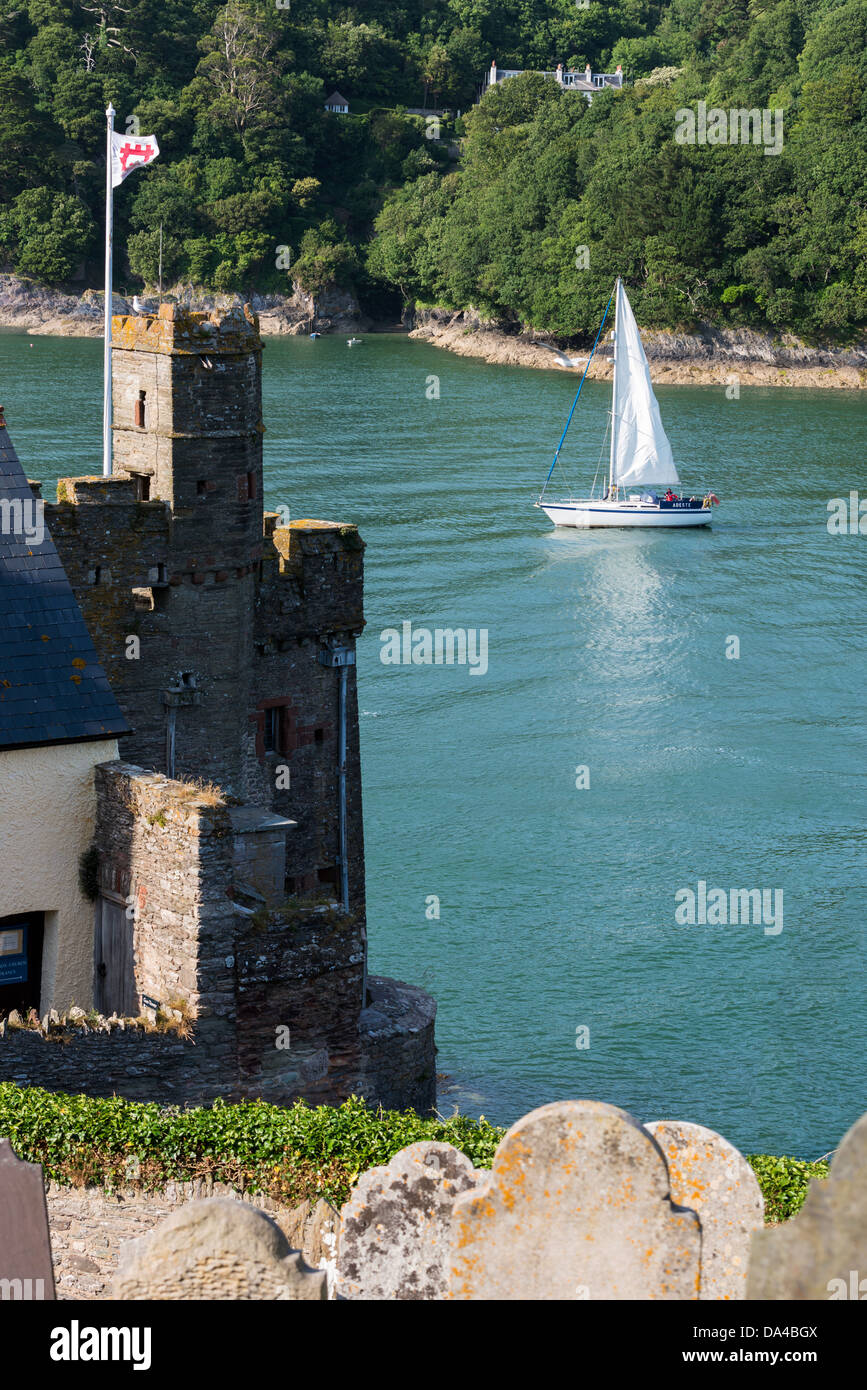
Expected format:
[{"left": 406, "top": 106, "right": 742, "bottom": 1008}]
[
  {"left": 0, "top": 760, "right": 437, "bottom": 1113},
  {"left": 0, "top": 975, "right": 435, "bottom": 1113},
  {"left": 93, "top": 762, "right": 236, "bottom": 1040},
  {"left": 0, "top": 1023, "right": 230, "bottom": 1106},
  {"left": 46, "top": 1180, "right": 320, "bottom": 1300}
]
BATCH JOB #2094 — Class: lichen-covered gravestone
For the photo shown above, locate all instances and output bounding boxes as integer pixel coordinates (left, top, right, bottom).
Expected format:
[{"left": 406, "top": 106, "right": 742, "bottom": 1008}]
[
  {"left": 645, "top": 1120, "right": 763, "bottom": 1300},
  {"left": 112, "top": 1198, "right": 327, "bottom": 1300},
  {"left": 747, "top": 1109, "right": 867, "bottom": 1301},
  {"left": 337, "top": 1141, "right": 479, "bottom": 1299},
  {"left": 0, "top": 1138, "right": 55, "bottom": 1300},
  {"left": 449, "top": 1100, "right": 701, "bottom": 1300}
]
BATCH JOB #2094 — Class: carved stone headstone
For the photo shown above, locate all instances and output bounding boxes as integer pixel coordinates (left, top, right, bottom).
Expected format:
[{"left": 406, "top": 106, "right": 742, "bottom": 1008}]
[
  {"left": 449, "top": 1100, "right": 701, "bottom": 1300},
  {"left": 0, "top": 1137, "right": 55, "bottom": 1300},
  {"left": 337, "top": 1141, "right": 479, "bottom": 1299},
  {"left": 645, "top": 1120, "right": 763, "bottom": 1299},
  {"left": 112, "top": 1198, "right": 327, "bottom": 1300},
  {"left": 747, "top": 1109, "right": 867, "bottom": 1301}
]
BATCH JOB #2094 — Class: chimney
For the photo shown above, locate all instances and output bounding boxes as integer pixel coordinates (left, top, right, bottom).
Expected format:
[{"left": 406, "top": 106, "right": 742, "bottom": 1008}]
[
  {"left": 616, "top": 64, "right": 622, "bottom": 74},
  {"left": 556, "top": 63, "right": 564, "bottom": 83},
  {"left": 585, "top": 63, "right": 592, "bottom": 81},
  {"left": 490, "top": 60, "right": 497, "bottom": 83}
]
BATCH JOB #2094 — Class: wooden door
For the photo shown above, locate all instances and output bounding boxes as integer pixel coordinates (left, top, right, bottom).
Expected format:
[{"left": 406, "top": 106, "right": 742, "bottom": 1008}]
[{"left": 93, "top": 897, "right": 137, "bottom": 1017}]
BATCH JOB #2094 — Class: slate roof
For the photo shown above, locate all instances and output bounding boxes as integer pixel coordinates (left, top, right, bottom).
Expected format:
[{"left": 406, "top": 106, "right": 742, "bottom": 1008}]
[
  {"left": 324, "top": 91, "right": 350, "bottom": 108},
  {"left": 0, "top": 418, "right": 130, "bottom": 752}
]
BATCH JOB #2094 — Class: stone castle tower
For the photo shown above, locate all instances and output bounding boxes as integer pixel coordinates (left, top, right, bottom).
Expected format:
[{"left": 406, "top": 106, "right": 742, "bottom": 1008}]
[
  {"left": 49, "top": 303, "right": 367, "bottom": 914},
  {"left": 17, "top": 302, "right": 438, "bottom": 1113}
]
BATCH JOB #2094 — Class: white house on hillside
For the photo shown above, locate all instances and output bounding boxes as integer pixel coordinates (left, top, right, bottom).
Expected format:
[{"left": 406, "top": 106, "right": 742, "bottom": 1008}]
[{"left": 484, "top": 60, "right": 623, "bottom": 104}]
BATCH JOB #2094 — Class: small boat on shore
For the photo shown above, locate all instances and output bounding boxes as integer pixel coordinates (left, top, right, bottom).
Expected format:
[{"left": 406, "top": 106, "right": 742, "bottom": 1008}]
[{"left": 536, "top": 279, "right": 720, "bottom": 528}]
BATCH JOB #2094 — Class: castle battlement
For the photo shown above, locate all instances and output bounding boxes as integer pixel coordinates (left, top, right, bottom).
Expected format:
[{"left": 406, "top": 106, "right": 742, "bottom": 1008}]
[{"left": 111, "top": 303, "right": 262, "bottom": 356}]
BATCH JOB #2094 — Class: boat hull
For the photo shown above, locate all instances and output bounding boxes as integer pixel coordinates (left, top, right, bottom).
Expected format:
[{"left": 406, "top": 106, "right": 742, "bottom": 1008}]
[{"left": 540, "top": 500, "right": 712, "bottom": 528}]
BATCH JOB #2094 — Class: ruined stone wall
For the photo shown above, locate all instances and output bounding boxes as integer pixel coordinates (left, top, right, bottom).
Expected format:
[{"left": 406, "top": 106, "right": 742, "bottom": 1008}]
[{"left": 93, "top": 763, "right": 236, "bottom": 1043}]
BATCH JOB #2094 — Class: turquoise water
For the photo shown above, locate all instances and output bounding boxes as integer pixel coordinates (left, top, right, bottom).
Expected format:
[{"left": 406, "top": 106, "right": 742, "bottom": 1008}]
[{"left": 2, "top": 329, "right": 864, "bottom": 1156}]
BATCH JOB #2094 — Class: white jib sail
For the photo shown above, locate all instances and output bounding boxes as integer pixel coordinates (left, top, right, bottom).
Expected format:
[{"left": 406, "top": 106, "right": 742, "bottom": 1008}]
[{"left": 612, "top": 281, "right": 679, "bottom": 488}]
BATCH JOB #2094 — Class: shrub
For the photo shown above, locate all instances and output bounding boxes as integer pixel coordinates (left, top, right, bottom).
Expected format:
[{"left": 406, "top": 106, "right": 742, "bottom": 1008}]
[{"left": 747, "top": 1153, "right": 830, "bottom": 1225}]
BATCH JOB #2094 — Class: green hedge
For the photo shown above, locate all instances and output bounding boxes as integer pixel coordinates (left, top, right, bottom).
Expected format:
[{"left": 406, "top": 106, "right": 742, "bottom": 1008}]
[
  {"left": 0, "top": 1083, "right": 503, "bottom": 1209},
  {"left": 0, "top": 1082, "right": 828, "bottom": 1220},
  {"left": 746, "top": 1153, "right": 829, "bottom": 1226}
]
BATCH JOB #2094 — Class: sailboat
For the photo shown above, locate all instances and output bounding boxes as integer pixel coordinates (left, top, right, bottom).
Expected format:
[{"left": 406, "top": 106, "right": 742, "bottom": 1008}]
[{"left": 536, "top": 279, "right": 719, "bottom": 528}]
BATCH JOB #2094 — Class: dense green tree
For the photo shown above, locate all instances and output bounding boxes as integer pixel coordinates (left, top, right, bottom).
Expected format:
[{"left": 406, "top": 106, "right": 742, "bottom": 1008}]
[
  {"left": 0, "top": 186, "right": 94, "bottom": 279},
  {"left": 0, "top": 0, "right": 862, "bottom": 337}
]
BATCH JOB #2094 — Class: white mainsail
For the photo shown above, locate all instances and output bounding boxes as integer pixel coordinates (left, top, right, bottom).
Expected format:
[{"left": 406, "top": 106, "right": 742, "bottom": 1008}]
[{"left": 611, "top": 280, "right": 679, "bottom": 488}]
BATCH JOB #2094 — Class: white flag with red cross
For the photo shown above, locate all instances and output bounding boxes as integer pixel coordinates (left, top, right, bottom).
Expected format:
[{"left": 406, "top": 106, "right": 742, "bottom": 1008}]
[{"left": 110, "top": 131, "right": 160, "bottom": 187}]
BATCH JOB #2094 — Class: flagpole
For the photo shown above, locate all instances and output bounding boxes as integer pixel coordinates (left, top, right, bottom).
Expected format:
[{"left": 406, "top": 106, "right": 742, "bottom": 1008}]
[{"left": 103, "top": 103, "right": 115, "bottom": 478}]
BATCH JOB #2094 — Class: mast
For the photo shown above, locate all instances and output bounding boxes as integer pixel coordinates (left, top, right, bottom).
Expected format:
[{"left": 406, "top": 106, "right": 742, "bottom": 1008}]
[
  {"left": 103, "top": 103, "right": 115, "bottom": 478},
  {"left": 608, "top": 277, "right": 619, "bottom": 493}
]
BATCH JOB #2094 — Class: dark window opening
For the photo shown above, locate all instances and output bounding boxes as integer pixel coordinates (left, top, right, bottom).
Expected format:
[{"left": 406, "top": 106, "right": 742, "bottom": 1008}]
[
  {"left": 263, "top": 705, "right": 282, "bottom": 753},
  {"left": 131, "top": 473, "right": 151, "bottom": 502},
  {"left": 247, "top": 471, "right": 257, "bottom": 501},
  {"left": 180, "top": 672, "right": 196, "bottom": 688},
  {"left": 317, "top": 865, "right": 339, "bottom": 886},
  {"left": 92, "top": 566, "right": 102, "bottom": 584},
  {"left": 197, "top": 480, "right": 208, "bottom": 496},
  {"left": 314, "top": 727, "right": 325, "bottom": 745},
  {"left": 134, "top": 390, "right": 146, "bottom": 429}
]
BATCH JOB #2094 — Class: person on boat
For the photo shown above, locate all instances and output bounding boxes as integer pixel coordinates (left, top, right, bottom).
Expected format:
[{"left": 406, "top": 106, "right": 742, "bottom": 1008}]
[{"left": 664, "top": 488, "right": 675, "bottom": 501}]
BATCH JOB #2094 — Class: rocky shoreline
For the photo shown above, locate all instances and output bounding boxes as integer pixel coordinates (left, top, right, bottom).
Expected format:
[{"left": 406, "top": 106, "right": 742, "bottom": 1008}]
[
  {"left": 0, "top": 274, "right": 368, "bottom": 338},
  {"left": 3, "top": 275, "right": 864, "bottom": 386},
  {"left": 410, "top": 308, "right": 867, "bottom": 389}
]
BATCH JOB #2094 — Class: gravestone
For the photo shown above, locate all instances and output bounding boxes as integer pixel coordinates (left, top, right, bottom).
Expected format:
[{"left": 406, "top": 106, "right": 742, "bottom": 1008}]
[
  {"left": 645, "top": 1120, "right": 763, "bottom": 1299},
  {"left": 112, "top": 1198, "right": 327, "bottom": 1300},
  {"left": 449, "top": 1100, "right": 701, "bottom": 1300},
  {"left": 337, "top": 1141, "right": 479, "bottom": 1299},
  {"left": 0, "top": 1137, "right": 56, "bottom": 1300},
  {"left": 747, "top": 1109, "right": 867, "bottom": 1301}
]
